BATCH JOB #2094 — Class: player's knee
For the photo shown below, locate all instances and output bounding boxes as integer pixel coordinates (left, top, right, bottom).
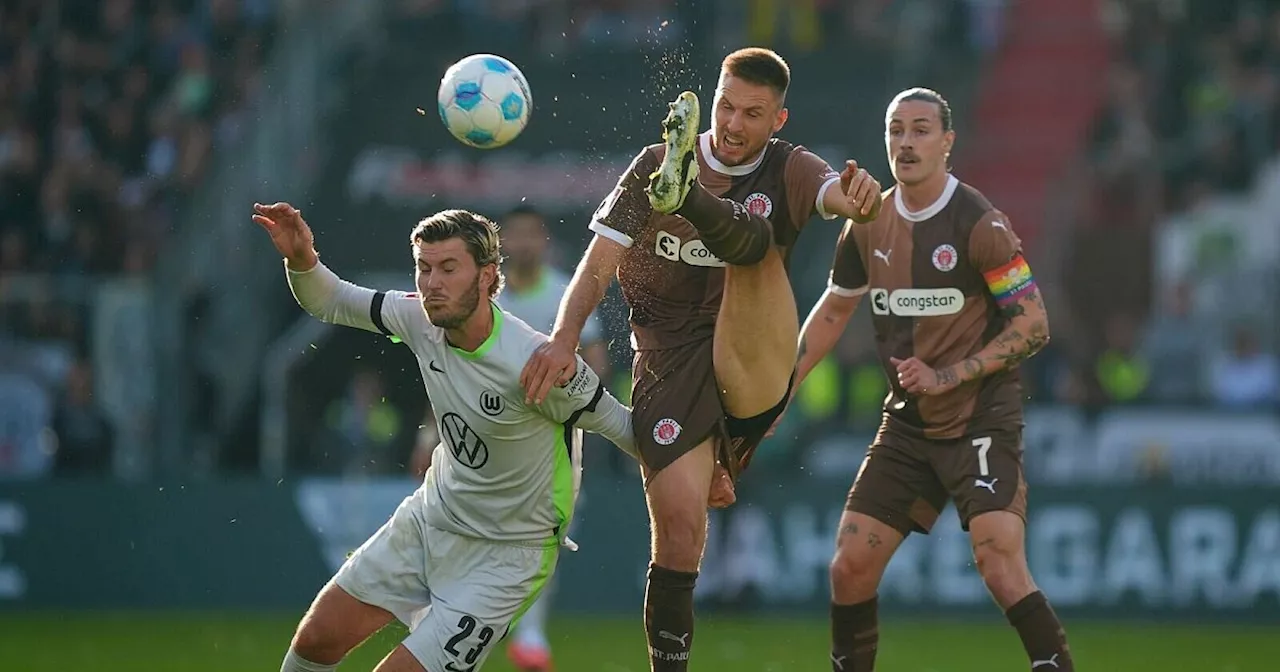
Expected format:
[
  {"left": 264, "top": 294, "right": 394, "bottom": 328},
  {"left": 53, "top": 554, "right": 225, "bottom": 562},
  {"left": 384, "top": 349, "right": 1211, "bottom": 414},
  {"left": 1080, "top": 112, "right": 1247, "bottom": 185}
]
[
  {"left": 973, "top": 536, "right": 1034, "bottom": 605},
  {"left": 290, "top": 620, "right": 345, "bottom": 666},
  {"left": 829, "top": 547, "right": 882, "bottom": 599}
]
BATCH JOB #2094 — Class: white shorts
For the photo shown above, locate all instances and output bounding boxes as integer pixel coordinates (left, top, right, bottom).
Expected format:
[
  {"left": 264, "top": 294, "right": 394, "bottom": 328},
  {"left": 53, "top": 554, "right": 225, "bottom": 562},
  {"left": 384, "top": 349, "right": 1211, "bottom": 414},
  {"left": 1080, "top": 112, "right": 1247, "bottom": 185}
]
[{"left": 334, "top": 486, "right": 557, "bottom": 671}]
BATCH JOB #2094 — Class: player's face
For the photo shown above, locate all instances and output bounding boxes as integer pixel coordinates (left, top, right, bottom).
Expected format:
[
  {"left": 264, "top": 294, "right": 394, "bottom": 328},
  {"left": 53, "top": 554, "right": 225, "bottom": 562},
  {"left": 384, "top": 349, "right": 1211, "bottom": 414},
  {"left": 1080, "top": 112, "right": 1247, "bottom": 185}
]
[
  {"left": 413, "top": 237, "right": 492, "bottom": 329},
  {"left": 885, "top": 100, "right": 954, "bottom": 186},
  {"left": 500, "top": 214, "right": 547, "bottom": 271},
  {"left": 711, "top": 74, "right": 788, "bottom": 167}
]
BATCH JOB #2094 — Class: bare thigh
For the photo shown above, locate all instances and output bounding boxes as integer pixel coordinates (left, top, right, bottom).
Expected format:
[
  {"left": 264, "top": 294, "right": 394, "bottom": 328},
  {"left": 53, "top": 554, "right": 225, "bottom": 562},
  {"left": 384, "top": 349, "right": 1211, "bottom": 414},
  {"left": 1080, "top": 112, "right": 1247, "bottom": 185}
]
[
  {"left": 291, "top": 580, "right": 396, "bottom": 665},
  {"left": 714, "top": 246, "right": 799, "bottom": 419},
  {"left": 643, "top": 438, "right": 716, "bottom": 571}
]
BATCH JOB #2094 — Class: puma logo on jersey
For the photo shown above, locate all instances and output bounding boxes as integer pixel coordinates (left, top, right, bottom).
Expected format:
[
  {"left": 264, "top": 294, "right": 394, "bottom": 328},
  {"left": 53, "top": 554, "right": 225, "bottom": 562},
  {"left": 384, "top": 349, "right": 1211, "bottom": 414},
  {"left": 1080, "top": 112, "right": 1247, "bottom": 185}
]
[
  {"left": 654, "top": 231, "right": 726, "bottom": 267},
  {"left": 1032, "top": 653, "right": 1060, "bottom": 668},
  {"left": 873, "top": 248, "right": 892, "bottom": 265},
  {"left": 974, "top": 478, "right": 998, "bottom": 494}
]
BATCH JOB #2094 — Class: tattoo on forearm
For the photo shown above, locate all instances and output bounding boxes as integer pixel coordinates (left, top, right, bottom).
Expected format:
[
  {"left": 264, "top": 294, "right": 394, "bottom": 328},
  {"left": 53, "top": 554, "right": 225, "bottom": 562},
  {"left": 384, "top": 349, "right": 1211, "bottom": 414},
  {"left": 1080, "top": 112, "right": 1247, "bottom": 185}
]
[
  {"left": 936, "top": 367, "right": 958, "bottom": 388},
  {"left": 797, "top": 336, "right": 809, "bottom": 364},
  {"left": 1001, "top": 302, "right": 1026, "bottom": 319},
  {"left": 962, "top": 357, "right": 983, "bottom": 381}
]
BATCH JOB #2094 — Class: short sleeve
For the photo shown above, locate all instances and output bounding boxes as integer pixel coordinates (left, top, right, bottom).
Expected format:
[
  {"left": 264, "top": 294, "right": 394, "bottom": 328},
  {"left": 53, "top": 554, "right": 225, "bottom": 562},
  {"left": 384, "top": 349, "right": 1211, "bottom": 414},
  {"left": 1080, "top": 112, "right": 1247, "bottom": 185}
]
[
  {"left": 537, "top": 354, "right": 603, "bottom": 424},
  {"left": 588, "top": 148, "right": 660, "bottom": 248},
  {"left": 969, "top": 211, "right": 1036, "bottom": 307},
  {"left": 785, "top": 148, "right": 841, "bottom": 225},
  {"left": 828, "top": 219, "right": 869, "bottom": 297},
  {"left": 371, "top": 290, "right": 428, "bottom": 341}
]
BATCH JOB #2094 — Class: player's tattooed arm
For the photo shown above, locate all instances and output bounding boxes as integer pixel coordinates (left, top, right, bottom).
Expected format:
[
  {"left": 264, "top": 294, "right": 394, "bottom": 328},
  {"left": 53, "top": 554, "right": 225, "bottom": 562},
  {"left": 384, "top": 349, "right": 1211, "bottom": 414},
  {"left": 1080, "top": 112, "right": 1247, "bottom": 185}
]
[
  {"left": 946, "top": 287, "right": 1050, "bottom": 384},
  {"left": 795, "top": 289, "right": 862, "bottom": 388}
]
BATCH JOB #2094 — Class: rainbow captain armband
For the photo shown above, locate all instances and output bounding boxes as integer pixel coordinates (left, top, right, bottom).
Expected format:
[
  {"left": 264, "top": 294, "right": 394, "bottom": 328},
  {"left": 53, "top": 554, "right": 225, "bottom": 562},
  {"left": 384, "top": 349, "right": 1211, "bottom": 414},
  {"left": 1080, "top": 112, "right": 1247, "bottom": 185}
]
[{"left": 983, "top": 255, "right": 1037, "bottom": 307}]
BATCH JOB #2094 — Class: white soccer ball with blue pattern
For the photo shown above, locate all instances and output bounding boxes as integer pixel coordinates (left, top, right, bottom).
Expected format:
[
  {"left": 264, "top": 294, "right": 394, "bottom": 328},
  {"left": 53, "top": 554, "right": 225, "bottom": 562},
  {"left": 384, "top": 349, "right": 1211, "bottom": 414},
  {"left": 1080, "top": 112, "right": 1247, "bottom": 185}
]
[{"left": 437, "top": 54, "right": 532, "bottom": 149}]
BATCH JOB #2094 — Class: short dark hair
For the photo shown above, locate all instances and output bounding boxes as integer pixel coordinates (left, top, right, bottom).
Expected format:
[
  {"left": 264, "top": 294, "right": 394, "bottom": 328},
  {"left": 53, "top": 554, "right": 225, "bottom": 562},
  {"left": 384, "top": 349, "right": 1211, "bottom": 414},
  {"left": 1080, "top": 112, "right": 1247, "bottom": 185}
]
[
  {"left": 410, "top": 209, "right": 504, "bottom": 298},
  {"left": 721, "top": 47, "right": 790, "bottom": 99},
  {"left": 890, "top": 87, "right": 953, "bottom": 131}
]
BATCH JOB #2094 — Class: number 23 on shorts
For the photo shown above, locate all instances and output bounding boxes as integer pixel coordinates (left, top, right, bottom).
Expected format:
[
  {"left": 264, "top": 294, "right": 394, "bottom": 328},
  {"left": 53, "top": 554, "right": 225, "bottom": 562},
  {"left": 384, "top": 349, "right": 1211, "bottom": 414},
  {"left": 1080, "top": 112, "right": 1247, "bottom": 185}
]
[{"left": 443, "top": 614, "right": 494, "bottom": 670}]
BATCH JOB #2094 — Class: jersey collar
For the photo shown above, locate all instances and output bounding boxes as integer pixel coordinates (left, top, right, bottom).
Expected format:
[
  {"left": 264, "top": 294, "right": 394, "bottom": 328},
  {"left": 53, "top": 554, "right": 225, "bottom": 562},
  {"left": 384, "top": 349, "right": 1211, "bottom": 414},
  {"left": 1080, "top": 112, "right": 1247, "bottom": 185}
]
[
  {"left": 894, "top": 174, "right": 959, "bottom": 222},
  {"left": 450, "top": 302, "right": 503, "bottom": 360}
]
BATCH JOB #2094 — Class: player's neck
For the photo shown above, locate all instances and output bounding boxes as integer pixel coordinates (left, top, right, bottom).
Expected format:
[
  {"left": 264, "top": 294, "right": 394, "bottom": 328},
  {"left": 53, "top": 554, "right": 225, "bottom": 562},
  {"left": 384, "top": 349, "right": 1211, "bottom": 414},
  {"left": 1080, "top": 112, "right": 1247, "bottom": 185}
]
[
  {"left": 898, "top": 171, "right": 950, "bottom": 213},
  {"left": 447, "top": 302, "right": 495, "bottom": 352}
]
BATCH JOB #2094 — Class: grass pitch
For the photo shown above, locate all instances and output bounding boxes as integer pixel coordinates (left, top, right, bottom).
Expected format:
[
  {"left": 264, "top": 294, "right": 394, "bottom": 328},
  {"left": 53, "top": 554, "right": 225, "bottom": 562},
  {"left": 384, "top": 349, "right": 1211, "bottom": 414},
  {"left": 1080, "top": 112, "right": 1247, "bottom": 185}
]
[{"left": 2, "top": 612, "right": 1274, "bottom": 671}]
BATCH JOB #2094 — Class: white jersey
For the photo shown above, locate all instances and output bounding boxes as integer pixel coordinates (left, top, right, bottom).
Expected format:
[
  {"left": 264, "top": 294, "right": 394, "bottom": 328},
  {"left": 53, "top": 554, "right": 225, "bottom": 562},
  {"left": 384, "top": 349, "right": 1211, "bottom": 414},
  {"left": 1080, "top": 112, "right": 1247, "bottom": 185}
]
[
  {"left": 498, "top": 265, "right": 604, "bottom": 344},
  {"left": 286, "top": 261, "right": 636, "bottom": 546}
]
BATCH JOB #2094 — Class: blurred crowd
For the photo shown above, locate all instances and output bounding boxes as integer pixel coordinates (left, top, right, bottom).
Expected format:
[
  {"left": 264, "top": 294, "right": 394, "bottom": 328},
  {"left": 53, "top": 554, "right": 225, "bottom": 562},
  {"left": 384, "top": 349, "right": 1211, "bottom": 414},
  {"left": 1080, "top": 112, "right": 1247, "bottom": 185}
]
[
  {"left": 0, "top": 0, "right": 278, "bottom": 478},
  {"left": 1050, "top": 0, "right": 1280, "bottom": 410},
  {"left": 4, "top": 0, "right": 1278, "bottom": 481}
]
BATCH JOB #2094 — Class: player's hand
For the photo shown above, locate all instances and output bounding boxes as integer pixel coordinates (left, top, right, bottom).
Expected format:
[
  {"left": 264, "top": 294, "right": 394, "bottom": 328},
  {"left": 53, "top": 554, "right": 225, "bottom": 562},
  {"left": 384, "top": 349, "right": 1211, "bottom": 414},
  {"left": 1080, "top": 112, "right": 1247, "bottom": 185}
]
[
  {"left": 890, "top": 357, "right": 959, "bottom": 396},
  {"left": 521, "top": 336, "right": 578, "bottom": 405},
  {"left": 252, "top": 202, "right": 317, "bottom": 270},
  {"left": 840, "top": 160, "right": 882, "bottom": 222}
]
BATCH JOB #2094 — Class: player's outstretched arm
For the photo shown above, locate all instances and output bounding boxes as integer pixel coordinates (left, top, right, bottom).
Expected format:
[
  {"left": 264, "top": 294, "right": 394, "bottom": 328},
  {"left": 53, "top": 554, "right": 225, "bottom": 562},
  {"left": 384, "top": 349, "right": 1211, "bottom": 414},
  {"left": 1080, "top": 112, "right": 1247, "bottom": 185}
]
[
  {"left": 253, "top": 202, "right": 407, "bottom": 336},
  {"left": 532, "top": 353, "right": 638, "bottom": 459},
  {"left": 521, "top": 234, "right": 624, "bottom": 404},
  {"left": 823, "top": 160, "right": 883, "bottom": 223}
]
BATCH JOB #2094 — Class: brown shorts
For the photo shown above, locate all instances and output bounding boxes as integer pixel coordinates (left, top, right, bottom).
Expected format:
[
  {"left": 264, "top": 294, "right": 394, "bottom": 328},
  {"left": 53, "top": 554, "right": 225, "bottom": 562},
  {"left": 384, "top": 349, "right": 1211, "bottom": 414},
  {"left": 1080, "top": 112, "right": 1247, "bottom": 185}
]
[
  {"left": 845, "top": 419, "right": 1028, "bottom": 537},
  {"left": 631, "top": 338, "right": 789, "bottom": 477}
]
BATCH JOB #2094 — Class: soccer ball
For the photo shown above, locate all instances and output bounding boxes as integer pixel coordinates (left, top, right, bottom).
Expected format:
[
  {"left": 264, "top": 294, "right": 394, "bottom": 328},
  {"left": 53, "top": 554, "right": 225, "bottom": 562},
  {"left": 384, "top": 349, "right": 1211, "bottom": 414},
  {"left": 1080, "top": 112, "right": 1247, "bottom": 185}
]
[{"left": 436, "top": 54, "right": 532, "bottom": 149}]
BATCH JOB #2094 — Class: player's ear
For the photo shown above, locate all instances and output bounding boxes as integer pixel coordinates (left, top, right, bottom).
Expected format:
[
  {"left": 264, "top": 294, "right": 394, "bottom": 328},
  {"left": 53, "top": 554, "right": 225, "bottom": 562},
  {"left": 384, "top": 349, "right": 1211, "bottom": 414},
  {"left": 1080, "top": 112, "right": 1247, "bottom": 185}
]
[
  {"left": 943, "top": 129, "right": 956, "bottom": 156},
  {"left": 480, "top": 263, "right": 498, "bottom": 294},
  {"left": 773, "top": 106, "right": 788, "bottom": 134}
]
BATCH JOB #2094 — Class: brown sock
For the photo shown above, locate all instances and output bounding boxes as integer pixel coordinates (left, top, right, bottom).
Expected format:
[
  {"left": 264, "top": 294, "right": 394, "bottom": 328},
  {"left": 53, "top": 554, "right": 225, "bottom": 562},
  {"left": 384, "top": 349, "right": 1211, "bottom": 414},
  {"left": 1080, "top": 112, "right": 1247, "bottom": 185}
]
[
  {"left": 830, "top": 597, "right": 879, "bottom": 671},
  {"left": 644, "top": 564, "right": 697, "bottom": 671},
  {"left": 675, "top": 182, "right": 773, "bottom": 265},
  {"left": 1006, "top": 591, "right": 1073, "bottom": 671}
]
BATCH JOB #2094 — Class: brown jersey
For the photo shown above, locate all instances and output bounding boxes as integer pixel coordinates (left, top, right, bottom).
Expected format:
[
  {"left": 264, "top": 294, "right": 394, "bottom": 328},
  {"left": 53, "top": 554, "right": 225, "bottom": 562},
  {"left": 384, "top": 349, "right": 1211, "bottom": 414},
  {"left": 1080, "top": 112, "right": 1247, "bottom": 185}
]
[
  {"left": 590, "top": 133, "right": 840, "bottom": 351},
  {"left": 829, "top": 175, "right": 1030, "bottom": 440}
]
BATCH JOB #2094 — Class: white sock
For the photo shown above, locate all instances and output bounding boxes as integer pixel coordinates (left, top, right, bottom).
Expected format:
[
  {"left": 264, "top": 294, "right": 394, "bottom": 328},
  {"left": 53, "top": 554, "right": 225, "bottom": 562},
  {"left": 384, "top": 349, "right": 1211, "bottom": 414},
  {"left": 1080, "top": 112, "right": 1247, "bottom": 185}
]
[
  {"left": 514, "top": 590, "right": 552, "bottom": 649},
  {"left": 281, "top": 649, "right": 339, "bottom": 672}
]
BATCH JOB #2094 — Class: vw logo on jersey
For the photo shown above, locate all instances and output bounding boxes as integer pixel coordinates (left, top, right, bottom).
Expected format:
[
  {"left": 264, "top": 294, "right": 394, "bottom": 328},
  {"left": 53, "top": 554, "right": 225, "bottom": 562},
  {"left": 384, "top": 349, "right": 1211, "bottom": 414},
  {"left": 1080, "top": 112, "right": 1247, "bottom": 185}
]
[
  {"left": 744, "top": 192, "right": 773, "bottom": 217},
  {"left": 932, "top": 244, "right": 959, "bottom": 272},
  {"left": 441, "top": 412, "right": 489, "bottom": 469},
  {"left": 478, "top": 390, "right": 505, "bottom": 417}
]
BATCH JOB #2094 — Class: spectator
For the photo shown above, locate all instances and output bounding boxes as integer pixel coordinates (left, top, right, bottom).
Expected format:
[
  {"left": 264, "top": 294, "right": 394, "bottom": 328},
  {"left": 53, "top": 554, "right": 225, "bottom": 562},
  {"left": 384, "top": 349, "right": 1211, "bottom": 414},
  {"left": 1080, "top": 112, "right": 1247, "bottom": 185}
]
[
  {"left": 1207, "top": 323, "right": 1279, "bottom": 409},
  {"left": 1139, "top": 282, "right": 1207, "bottom": 404},
  {"left": 51, "top": 359, "right": 115, "bottom": 476}
]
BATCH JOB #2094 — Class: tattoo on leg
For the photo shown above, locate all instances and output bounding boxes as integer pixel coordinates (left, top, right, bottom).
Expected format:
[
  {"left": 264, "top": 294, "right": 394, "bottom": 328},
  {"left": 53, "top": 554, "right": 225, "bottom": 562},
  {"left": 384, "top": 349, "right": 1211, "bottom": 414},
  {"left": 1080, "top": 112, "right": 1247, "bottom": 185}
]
[
  {"left": 866, "top": 533, "right": 881, "bottom": 548},
  {"left": 840, "top": 523, "right": 859, "bottom": 537}
]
